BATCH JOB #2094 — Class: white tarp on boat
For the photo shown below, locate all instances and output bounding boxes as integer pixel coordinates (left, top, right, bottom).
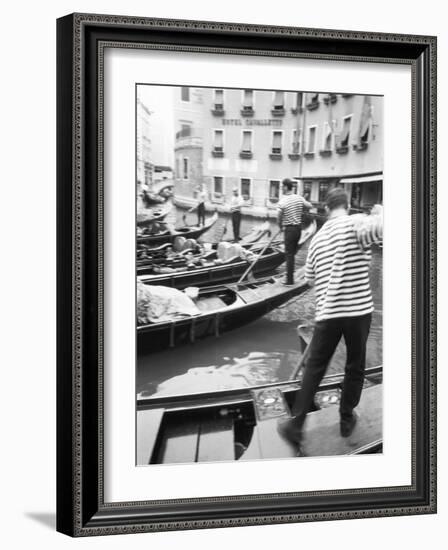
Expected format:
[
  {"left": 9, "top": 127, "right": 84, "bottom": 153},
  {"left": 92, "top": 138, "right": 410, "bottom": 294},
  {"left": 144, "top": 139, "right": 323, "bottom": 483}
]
[{"left": 137, "top": 281, "right": 200, "bottom": 324}]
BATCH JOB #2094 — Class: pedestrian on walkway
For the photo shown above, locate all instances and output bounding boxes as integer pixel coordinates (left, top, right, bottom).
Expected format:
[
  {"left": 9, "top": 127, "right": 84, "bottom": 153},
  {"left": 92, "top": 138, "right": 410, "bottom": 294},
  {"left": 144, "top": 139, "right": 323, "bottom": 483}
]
[
  {"left": 277, "top": 178, "right": 312, "bottom": 285},
  {"left": 278, "top": 188, "right": 383, "bottom": 455}
]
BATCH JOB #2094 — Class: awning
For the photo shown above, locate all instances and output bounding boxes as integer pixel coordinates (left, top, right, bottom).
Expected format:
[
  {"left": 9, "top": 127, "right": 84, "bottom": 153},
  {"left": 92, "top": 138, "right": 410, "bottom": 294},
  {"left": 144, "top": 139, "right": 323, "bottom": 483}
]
[{"left": 339, "top": 173, "right": 383, "bottom": 184}]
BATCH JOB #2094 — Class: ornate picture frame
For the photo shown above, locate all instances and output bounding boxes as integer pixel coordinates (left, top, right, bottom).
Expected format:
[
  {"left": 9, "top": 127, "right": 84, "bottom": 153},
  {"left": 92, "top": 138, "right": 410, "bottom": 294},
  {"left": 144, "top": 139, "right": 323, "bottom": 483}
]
[{"left": 56, "top": 13, "right": 436, "bottom": 536}]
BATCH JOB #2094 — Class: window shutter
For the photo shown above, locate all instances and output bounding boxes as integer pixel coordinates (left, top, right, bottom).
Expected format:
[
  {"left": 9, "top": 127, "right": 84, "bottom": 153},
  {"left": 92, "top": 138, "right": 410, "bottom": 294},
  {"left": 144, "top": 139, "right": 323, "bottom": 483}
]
[
  {"left": 214, "top": 130, "right": 224, "bottom": 149},
  {"left": 243, "top": 90, "right": 253, "bottom": 107},
  {"left": 273, "top": 91, "right": 284, "bottom": 106},
  {"left": 242, "top": 131, "right": 252, "bottom": 151},
  {"left": 214, "top": 89, "right": 223, "bottom": 107},
  {"left": 272, "top": 131, "right": 282, "bottom": 151}
]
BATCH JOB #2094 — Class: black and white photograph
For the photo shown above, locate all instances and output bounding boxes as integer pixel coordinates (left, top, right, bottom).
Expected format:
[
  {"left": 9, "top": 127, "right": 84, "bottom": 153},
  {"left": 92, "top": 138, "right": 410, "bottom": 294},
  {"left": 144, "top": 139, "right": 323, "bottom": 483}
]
[{"left": 136, "top": 85, "right": 383, "bottom": 465}]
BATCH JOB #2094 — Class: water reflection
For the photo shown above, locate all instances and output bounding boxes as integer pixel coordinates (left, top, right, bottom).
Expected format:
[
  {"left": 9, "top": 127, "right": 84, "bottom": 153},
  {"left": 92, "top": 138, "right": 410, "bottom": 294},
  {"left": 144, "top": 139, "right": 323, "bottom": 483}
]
[{"left": 137, "top": 212, "right": 382, "bottom": 398}]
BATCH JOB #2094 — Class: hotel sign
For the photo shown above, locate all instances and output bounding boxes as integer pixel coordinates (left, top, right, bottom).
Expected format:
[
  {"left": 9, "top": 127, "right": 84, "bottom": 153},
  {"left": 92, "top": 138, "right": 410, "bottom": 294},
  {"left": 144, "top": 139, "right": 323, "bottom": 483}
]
[{"left": 221, "top": 118, "right": 283, "bottom": 127}]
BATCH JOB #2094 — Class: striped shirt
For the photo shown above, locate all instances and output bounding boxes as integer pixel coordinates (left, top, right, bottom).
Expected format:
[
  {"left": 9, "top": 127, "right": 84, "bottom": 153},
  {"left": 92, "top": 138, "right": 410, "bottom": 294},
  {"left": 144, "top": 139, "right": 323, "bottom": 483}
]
[
  {"left": 305, "top": 213, "right": 382, "bottom": 321},
  {"left": 278, "top": 194, "right": 306, "bottom": 226}
]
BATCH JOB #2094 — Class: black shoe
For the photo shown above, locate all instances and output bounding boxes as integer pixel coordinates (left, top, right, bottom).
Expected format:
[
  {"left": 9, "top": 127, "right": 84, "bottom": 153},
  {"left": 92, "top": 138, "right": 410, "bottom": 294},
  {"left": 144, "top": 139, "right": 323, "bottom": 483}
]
[
  {"left": 277, "top": 418, "right": 306, "bottom": 456},
  {"left": 277, "top": 417, "right": 302, "bottom": 444},
  {"left": 340, "top": 412, "right": 358, "bottom": 437}
]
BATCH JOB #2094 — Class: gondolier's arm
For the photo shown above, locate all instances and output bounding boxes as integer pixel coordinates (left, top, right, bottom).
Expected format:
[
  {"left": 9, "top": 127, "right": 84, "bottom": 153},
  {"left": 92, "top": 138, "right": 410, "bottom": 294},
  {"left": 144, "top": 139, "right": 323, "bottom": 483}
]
[{"left": 277, "top": 208, "right": 283, "bottom": 230}]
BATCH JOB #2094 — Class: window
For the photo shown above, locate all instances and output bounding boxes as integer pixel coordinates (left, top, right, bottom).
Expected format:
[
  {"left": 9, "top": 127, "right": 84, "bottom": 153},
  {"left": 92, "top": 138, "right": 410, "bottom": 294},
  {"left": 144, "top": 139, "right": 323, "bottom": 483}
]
[
  {"left": 337, "top": 116, "right": 352, "bottom": 153},
  {"left": 321, "top": 121, "right": 333, "bottom": 151},
  {"left": 272, "top": 91, "right": 285, "bottom": 115},
  {"left": 214, "top": 89, "right": 224, "bottom": 110},
  {"left": 318, "top": 181, "right": 329, "bottom": 202},
  {"left": 291, "top": 129, "right": 302, "bottom": 154},
  {"left": 240, "top": 178, "right": 251, "bottom": 200},
  {"left": 181, "top": 87, "right": 190, "bottom": 102},
  {"left": 273, "top": 91, "right": 284, "bottom": 108},
  {"left": 306, "top": 126, "right": 317, "bottom": 153},
  {"left": 360, "top": 121, "right": 370, "bottom": 144},
  {"left": 242, "top": 89, "right": 254, "bottom": 111},
  {"left": 303, "top": 181, "right": 312, "bottom": 200},
  {"left": 176, "top": 123, "right": 191, "bottom": 140},
  {"left": 241, "top": 130, "right": 253, "bottom": 152},
  {"left": 272, "top": 131, "right": 282, "bottom": 154},
  {"left": 175, "top": 158, "right": 180, "bottom": 179},
  {"left": 306, "top": 92, "right": 320, "bottom": 110},
  {"left": 268, "top": 180, "right": 280, "bottom": 202},
  {"left": 213, "top": 130, "right": 224, "bottom": 153},
  {"left": 183, "top": 157, "right": 189, "bottom": 180},
  {"left": 357, "top": 117, "right": 371, "bottom": 149},
  {"left": 213, "top": 176, "right": 224, "bottom": 196},
  {"left": 293, "top": 92, "right": 303, "bottom": 112}
]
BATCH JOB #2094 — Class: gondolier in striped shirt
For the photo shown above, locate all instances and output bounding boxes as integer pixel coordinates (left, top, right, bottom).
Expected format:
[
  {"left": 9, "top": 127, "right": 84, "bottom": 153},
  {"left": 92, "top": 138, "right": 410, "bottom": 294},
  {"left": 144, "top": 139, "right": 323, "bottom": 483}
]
[
  {"left": 278, "top": 188, "right": 383, "bottom": 454},
  {"left": 277, "top": 179, "right": 312, "bottom": 285}
]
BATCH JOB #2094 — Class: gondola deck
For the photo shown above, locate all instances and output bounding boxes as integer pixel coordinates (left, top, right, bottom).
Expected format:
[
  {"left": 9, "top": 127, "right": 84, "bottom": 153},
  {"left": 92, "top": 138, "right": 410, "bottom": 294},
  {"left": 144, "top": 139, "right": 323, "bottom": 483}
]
[
  {"left": 137, "top": 270, "right": 308, "bottom": 352},
  {"left": 137, "top": 369, "right": 382, "bottom": 464}
]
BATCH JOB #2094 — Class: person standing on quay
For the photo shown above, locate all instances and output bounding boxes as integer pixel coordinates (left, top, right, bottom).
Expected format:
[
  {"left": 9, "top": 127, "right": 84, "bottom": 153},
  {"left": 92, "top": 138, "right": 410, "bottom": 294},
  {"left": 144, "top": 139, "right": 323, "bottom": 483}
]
[
  {"left": 278, "top": 188, "right": 383, "bottom": 455},
  {"left": 230, "top": 187, "right": 244, "bottom": 241},
  {"left": 277, "top": 178, "right": 312, "bottom": 285}
]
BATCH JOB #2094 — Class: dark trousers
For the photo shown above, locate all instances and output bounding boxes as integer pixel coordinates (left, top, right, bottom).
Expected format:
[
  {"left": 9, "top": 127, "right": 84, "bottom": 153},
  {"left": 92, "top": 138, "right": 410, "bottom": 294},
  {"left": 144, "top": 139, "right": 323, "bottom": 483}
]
[
  {"left": 197, "top": 202, "right": 205, "bottom": 226},
  {"left": 284, "top": 225, "right": 302, "bottom": 284},
  {"left": 232, "top": 210, "right": 241, "bottom": 240},
  {"left": 291, "top": 313, "right": 372, "bottom": 429}
]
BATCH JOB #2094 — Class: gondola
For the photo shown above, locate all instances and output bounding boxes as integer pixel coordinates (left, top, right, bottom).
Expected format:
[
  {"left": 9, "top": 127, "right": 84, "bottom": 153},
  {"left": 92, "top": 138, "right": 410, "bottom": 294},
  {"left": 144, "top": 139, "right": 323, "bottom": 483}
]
[
  {"left": 137, "top": 211, "right": 219, "bottom": 246},
  {"left": 137, "top": 202, "right": 173, "bottom": 227},
  {"left": 136, "top": 220, "right": 317, "bottom": 287},
  {"left": 137, "top": 269, "right": 309, "bottom": 353},
  {"left": 138, "top": 245, "right": 285, "bottom": 287},
  {"left": 136, "top": 362, "right": 382, "bottom": 465}
]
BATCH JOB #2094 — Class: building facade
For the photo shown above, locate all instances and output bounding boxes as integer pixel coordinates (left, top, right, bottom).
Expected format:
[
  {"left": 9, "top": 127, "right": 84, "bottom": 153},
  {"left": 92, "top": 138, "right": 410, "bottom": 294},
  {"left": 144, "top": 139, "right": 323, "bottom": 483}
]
[
  {"left": 173, "top": 86, "right": 205, "bottom": 204},
  {"left": 173, "top": 87, "right": 383, "bottom": 217},
  {"left": 136, "top": 96, "right": 154, "bottom": 208}
]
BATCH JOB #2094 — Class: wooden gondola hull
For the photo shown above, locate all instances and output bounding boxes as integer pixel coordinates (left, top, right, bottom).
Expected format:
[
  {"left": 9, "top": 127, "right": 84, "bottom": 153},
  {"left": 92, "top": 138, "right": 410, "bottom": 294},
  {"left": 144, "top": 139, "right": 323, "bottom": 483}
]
[
  {"left": 137, "top": 277, "right": 308, "bottom": 354},
  {"left": 137, "top": 250, "right": 285, "bottom": 287},
  {"left": 137, "top": 214, "right": 218, "bottom": 246}
]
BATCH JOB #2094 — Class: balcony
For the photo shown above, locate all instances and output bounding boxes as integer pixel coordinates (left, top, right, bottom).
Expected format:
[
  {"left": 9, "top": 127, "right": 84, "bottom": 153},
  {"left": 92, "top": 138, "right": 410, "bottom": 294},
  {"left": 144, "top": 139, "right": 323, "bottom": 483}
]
[
  {"left": 269, "top": 150, "right": 283, "bottom": 160},
  {"left": 239, "top": 150, "right": 253, "bottom": 159},
  {"left": 241, "top": 106, "right": 254, "bottom": 117},
  {"left": 319, "top": 149, "right": 332, "bottom": 157},
  {"left": 211, "top": 104, "right": 225, "bottom": 116},
  {"left": 304, "top": 151, "right": 315, "bottom": 159},
  {"left": 212, "top": 148, "right": 225, "bottom": 158},
  {"left": 175, "top": 127, "right": 202, "bottom": 149},
  {"left": 271, "top": 106, "right": 285, "bottom": 117},
  {"left": 323, "top": 94, "right": 337, "bottom": 105},
  {"left": 336, "top": 144, "right": 349, "bottom": 154},
  {"left": 353, "top": 142, "right": 368, "bottom": 152},
  {"left": 306, "top": 99, "right": 320, "bottom": 111},
  {"left": 288, "top": 153, "right": 300, "bottom": 160}
]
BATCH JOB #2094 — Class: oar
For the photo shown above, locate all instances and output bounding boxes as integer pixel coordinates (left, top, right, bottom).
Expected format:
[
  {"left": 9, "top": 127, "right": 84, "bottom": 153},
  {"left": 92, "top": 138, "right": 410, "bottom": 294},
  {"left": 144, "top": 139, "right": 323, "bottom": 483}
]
[
  {"left": 237, "top": 229, "right": 282, "bottom": 284},
  {"left": 220, "top": 214, "right": 230, "bottom": 240}
]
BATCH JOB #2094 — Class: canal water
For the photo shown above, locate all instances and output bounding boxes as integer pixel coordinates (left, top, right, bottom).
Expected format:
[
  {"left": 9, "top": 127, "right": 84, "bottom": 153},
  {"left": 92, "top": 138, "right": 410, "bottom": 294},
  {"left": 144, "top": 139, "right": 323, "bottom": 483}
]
[{"left": 137, "top": 210, "right": 382, "bottom": 399}]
